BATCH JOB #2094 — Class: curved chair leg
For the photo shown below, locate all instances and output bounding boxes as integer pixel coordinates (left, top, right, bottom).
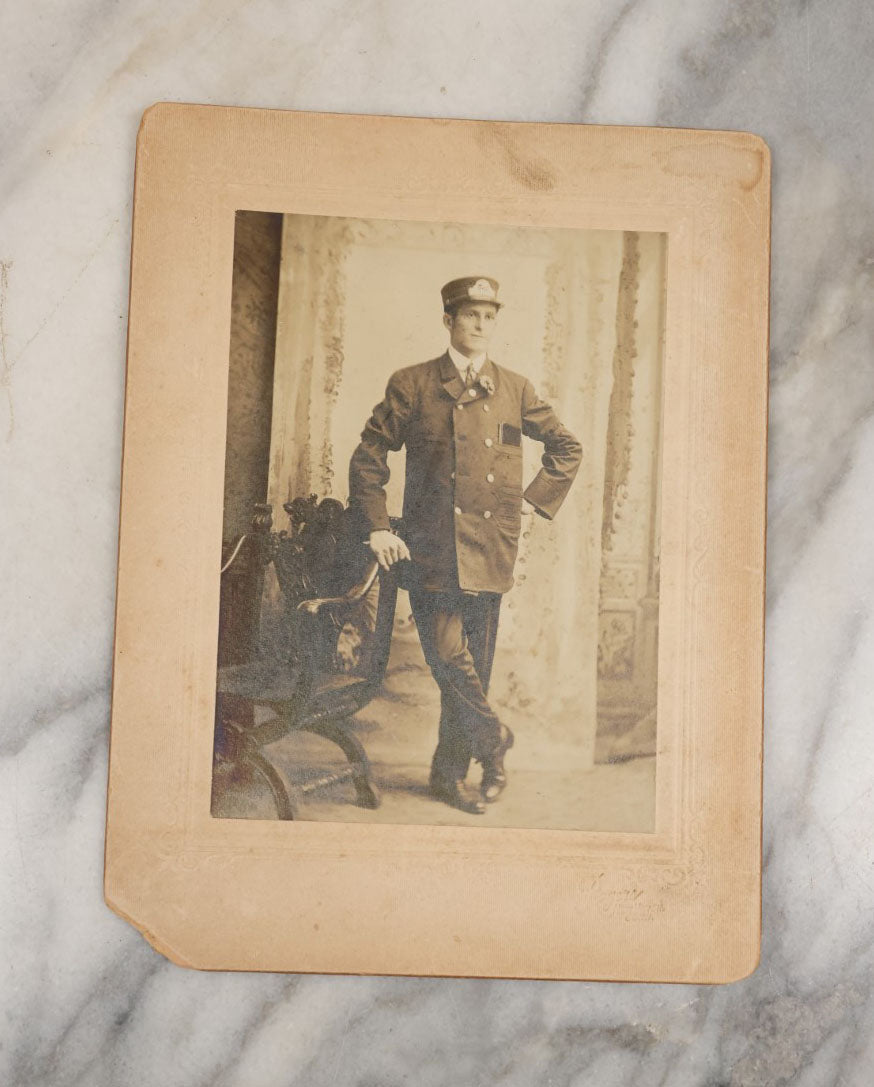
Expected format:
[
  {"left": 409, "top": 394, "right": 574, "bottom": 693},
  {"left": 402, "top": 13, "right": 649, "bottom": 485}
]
[
  {"left": 243, "top": 748, "right": 299, "bottom": 820},
  {"left": 300, "top": 719, "right": 381, "bottom": 809}
]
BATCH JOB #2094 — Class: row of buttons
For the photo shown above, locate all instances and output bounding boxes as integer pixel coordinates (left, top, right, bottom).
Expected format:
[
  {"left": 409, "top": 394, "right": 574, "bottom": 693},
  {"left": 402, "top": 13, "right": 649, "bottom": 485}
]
[
  {"left": 450, "top": 472, "right": 496, "bottom": 482},
  {"left": 455, "top": 393, "right": 499, "bottom": 519},
  {"left": 452, "top": 436, "right": 494, "bottom": 446},
  {"left": 454, "top": 432, "right": 495, "bottom": 446}
]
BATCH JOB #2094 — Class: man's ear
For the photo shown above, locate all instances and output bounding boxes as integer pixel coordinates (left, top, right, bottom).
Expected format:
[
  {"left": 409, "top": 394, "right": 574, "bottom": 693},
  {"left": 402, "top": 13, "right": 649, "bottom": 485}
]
[{"left": 442, "top": 312, "right": 453, "bottom": 334}]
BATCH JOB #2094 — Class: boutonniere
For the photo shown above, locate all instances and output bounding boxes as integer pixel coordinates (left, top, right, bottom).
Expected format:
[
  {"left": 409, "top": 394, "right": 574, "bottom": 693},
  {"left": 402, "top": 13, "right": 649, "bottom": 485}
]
[{"left": 478, "top": 374, "right": 495, "bottom": 396}]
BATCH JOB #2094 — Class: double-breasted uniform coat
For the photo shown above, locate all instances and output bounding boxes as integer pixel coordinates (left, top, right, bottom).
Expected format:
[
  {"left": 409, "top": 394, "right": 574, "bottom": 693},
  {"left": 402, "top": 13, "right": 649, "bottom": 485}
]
[
  {"left": 349, "top": 352, "right": 582, "bottom": 590},
  {"left": 349, "top": 347, "right": 582, "bottom": 784}
]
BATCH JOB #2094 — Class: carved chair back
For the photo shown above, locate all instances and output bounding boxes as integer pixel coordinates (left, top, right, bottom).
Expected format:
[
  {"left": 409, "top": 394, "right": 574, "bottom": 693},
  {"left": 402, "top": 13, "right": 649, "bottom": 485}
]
[{"left": 218, "top": 496, "right": 398, "bottom": 698}]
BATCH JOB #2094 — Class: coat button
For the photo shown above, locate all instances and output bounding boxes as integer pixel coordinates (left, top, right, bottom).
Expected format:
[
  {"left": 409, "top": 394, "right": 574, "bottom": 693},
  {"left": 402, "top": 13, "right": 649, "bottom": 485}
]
[
  {"left": 486, "top": 473, "right": 494, "bottom": 483},
  {"left": 482, "top": 404, "right": 490, "bottom": 412},
  {"left": 483, "top": 510, "right": 492, "bottom": 519},
  {"left": 468, "top": 388, "right": 477, "bottom": 397},
  {"left": 484, "top": 437, "right": 493, "bottom": 447},
  {"left": 450, "top": 471, "right": 456, "bottom": 480},
  {"left": 457, "top": 402, "right": 464, "bottom": 410},
  {"left": 454, "top": 506, "right": 462, "bottom": 515}
]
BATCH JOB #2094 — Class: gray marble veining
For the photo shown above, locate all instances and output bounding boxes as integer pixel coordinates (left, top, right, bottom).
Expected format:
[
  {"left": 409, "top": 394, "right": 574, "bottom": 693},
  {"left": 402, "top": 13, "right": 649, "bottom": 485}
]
[{"left": 3, "top": 0, "right": 874, "bottom": 1083}]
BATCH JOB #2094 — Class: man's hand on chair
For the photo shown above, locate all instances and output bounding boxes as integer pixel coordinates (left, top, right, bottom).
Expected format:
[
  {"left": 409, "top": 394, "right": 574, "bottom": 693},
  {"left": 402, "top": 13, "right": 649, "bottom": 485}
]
[{"left": 368, "top": 530, "right": 411, "bottom": 571}]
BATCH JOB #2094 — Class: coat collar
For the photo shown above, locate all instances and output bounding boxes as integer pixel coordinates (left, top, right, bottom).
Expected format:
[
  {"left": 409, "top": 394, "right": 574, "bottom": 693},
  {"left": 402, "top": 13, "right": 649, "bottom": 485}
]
[{"left": 438, "top": 352, "right": 498, "bottom": 402}]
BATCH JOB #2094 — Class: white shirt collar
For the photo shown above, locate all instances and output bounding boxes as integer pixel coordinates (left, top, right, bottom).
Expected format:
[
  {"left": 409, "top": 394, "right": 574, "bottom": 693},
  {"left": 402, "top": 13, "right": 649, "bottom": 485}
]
[{"left": 448, "top": 344, "right": 486, "bottom": 376}]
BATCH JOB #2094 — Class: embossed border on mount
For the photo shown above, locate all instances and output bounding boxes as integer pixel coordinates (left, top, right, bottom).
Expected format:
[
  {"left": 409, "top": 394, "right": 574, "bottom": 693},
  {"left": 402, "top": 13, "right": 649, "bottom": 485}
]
[{"left": 106, "top": 106, "right": 769, "bottom": 982}]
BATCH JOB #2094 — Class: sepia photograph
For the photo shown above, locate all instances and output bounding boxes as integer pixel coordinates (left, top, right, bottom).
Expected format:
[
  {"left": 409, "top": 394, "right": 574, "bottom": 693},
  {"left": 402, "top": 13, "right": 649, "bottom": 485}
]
[
  {"left": 105, "top": 106, "right": 767, "bottom": 978},
  {"left": 211, "top": 210, "right": 666, "bottom": 832}
]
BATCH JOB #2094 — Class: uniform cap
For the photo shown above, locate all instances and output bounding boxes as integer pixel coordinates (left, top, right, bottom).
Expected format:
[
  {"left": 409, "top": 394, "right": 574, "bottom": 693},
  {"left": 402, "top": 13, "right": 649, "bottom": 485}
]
[{"left": 441, "top": 276, "right": 502, "bottom": 310}]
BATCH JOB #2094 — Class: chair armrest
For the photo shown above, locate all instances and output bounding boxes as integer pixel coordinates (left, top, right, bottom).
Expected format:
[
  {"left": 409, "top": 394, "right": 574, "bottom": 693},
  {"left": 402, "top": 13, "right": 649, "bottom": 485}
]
[
  {"left": 295, "top": 559, "right": 380, "bottom": 617},
  {"left": 220, "top": 535, "right": 248, "bottom": 575}
]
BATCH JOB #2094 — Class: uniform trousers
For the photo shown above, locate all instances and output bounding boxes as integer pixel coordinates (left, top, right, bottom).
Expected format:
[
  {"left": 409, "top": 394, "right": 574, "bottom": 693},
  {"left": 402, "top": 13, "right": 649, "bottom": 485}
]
[{"left": 408, "top": 589, "right": 503, "bottom": 783}]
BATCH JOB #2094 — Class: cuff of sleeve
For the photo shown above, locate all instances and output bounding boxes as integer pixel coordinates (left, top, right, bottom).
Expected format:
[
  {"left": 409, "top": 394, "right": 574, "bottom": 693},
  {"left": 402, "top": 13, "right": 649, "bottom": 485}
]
[
  {"left": 353, "top": 500, "right": 390, "bottom": 533},
  {"left": 522, "top": 497, "right": 549, "bottom": 520},
  {"left": 523, "top": 478, "right": 558, "bottom": 520}
]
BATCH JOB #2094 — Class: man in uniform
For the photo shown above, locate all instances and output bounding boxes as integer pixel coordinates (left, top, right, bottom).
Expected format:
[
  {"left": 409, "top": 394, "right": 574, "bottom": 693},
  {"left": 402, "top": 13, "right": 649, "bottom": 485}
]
[{"left": 349, "top": 276, "right": 582, "bottom": 814}]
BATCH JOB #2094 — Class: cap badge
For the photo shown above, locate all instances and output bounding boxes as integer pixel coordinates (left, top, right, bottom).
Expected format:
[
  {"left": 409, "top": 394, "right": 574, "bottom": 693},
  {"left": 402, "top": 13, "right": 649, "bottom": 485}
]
[{"left": 468, "top": 279, "right": 496, "bottom": 301}]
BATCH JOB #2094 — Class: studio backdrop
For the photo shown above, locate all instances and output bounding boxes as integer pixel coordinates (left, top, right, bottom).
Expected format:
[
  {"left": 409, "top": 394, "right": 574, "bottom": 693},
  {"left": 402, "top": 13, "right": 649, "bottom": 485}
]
[{"left": 229, "top": 213, "right": 666, "bottom": 777}]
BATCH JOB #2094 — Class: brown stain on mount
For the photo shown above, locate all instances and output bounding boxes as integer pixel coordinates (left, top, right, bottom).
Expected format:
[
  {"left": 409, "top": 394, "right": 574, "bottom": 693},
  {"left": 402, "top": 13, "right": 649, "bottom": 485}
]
[
  {"left": 482, "top": 125, "right": 557, "bottom": 191},
  {"left": 655, "top": 137, "right": 767, "bottom": 192}
]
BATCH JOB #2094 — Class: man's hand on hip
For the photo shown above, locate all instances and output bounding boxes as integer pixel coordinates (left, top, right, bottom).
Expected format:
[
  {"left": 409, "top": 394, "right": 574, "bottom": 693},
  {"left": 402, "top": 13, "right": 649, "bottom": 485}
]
[{"left": 368, "top": 530, "right": 411, "bottom": 571}]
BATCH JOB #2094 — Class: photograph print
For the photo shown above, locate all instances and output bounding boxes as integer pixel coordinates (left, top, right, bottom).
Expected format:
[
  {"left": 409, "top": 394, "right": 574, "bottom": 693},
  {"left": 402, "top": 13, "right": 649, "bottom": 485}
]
[{"left": 211, "top": 210, "right": 665, "bottom": 832}]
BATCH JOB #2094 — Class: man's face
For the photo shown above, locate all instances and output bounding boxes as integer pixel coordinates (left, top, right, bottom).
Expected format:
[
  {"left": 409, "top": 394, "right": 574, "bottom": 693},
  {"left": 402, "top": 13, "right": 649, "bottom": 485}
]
[{"left": 443, "top": 301, "right": 499, "bottom": 357}]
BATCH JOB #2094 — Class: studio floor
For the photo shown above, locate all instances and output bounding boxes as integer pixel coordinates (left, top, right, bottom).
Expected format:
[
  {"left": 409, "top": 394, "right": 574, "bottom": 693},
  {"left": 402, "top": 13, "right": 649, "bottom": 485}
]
[{"left": 212, "top": 632, "right": 657, "bottom": 832}]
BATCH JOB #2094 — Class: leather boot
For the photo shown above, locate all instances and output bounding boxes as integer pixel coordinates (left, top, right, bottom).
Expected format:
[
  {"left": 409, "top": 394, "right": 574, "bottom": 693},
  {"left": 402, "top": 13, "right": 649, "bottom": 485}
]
[
  {"left": 429, "top": 773, "right": 486, "bottom": 815},
  {"left": 479, "top": 723, "right": 514, "bottom": 803}
]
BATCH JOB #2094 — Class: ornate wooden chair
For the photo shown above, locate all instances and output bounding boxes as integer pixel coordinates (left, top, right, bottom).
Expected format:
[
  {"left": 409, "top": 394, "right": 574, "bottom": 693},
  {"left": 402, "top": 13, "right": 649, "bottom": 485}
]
[{"left": 212, "top": 496, "right": 399, "bottom": 820}]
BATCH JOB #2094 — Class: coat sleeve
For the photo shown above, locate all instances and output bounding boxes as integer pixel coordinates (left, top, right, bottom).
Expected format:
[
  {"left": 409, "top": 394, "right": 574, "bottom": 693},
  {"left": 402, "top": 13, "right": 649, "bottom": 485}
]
[
  {"left": 348, "top": 369, "right": 414, "bottom": 533},
  {"left": 520, "top": 379, "right": 583, "bottom": 520}
]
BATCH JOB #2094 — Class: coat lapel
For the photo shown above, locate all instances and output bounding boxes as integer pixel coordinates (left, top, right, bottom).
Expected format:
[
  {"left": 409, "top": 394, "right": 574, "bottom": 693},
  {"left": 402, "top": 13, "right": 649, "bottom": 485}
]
[
  {"left": 438, "top": 351, "right": 466, "bottom": 401},
  {"left": 480, "top": 357, "right": 498, "bottom": 394},
  {"left": 438, "top": 353, "right": 501, "bottom": 402}
]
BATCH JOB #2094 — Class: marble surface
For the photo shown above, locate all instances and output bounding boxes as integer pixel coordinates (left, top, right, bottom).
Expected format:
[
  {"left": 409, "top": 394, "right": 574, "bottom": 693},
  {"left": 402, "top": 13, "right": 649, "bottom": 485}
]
[{"left": 2, "top": 0, "right": 873, "bottom": 1083}]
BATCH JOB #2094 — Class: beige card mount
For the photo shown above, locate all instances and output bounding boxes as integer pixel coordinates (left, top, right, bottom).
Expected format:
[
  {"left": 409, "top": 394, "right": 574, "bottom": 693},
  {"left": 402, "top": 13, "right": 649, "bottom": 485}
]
[{"left": 106, "top": 104, "right": 769, "bottom": 982}]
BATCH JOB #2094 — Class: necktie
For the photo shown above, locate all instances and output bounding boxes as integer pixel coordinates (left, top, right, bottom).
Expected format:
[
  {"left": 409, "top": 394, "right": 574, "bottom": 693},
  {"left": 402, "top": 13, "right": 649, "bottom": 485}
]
[{"left": 465, "top": 364, "right": 475, "bottom": 388}]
